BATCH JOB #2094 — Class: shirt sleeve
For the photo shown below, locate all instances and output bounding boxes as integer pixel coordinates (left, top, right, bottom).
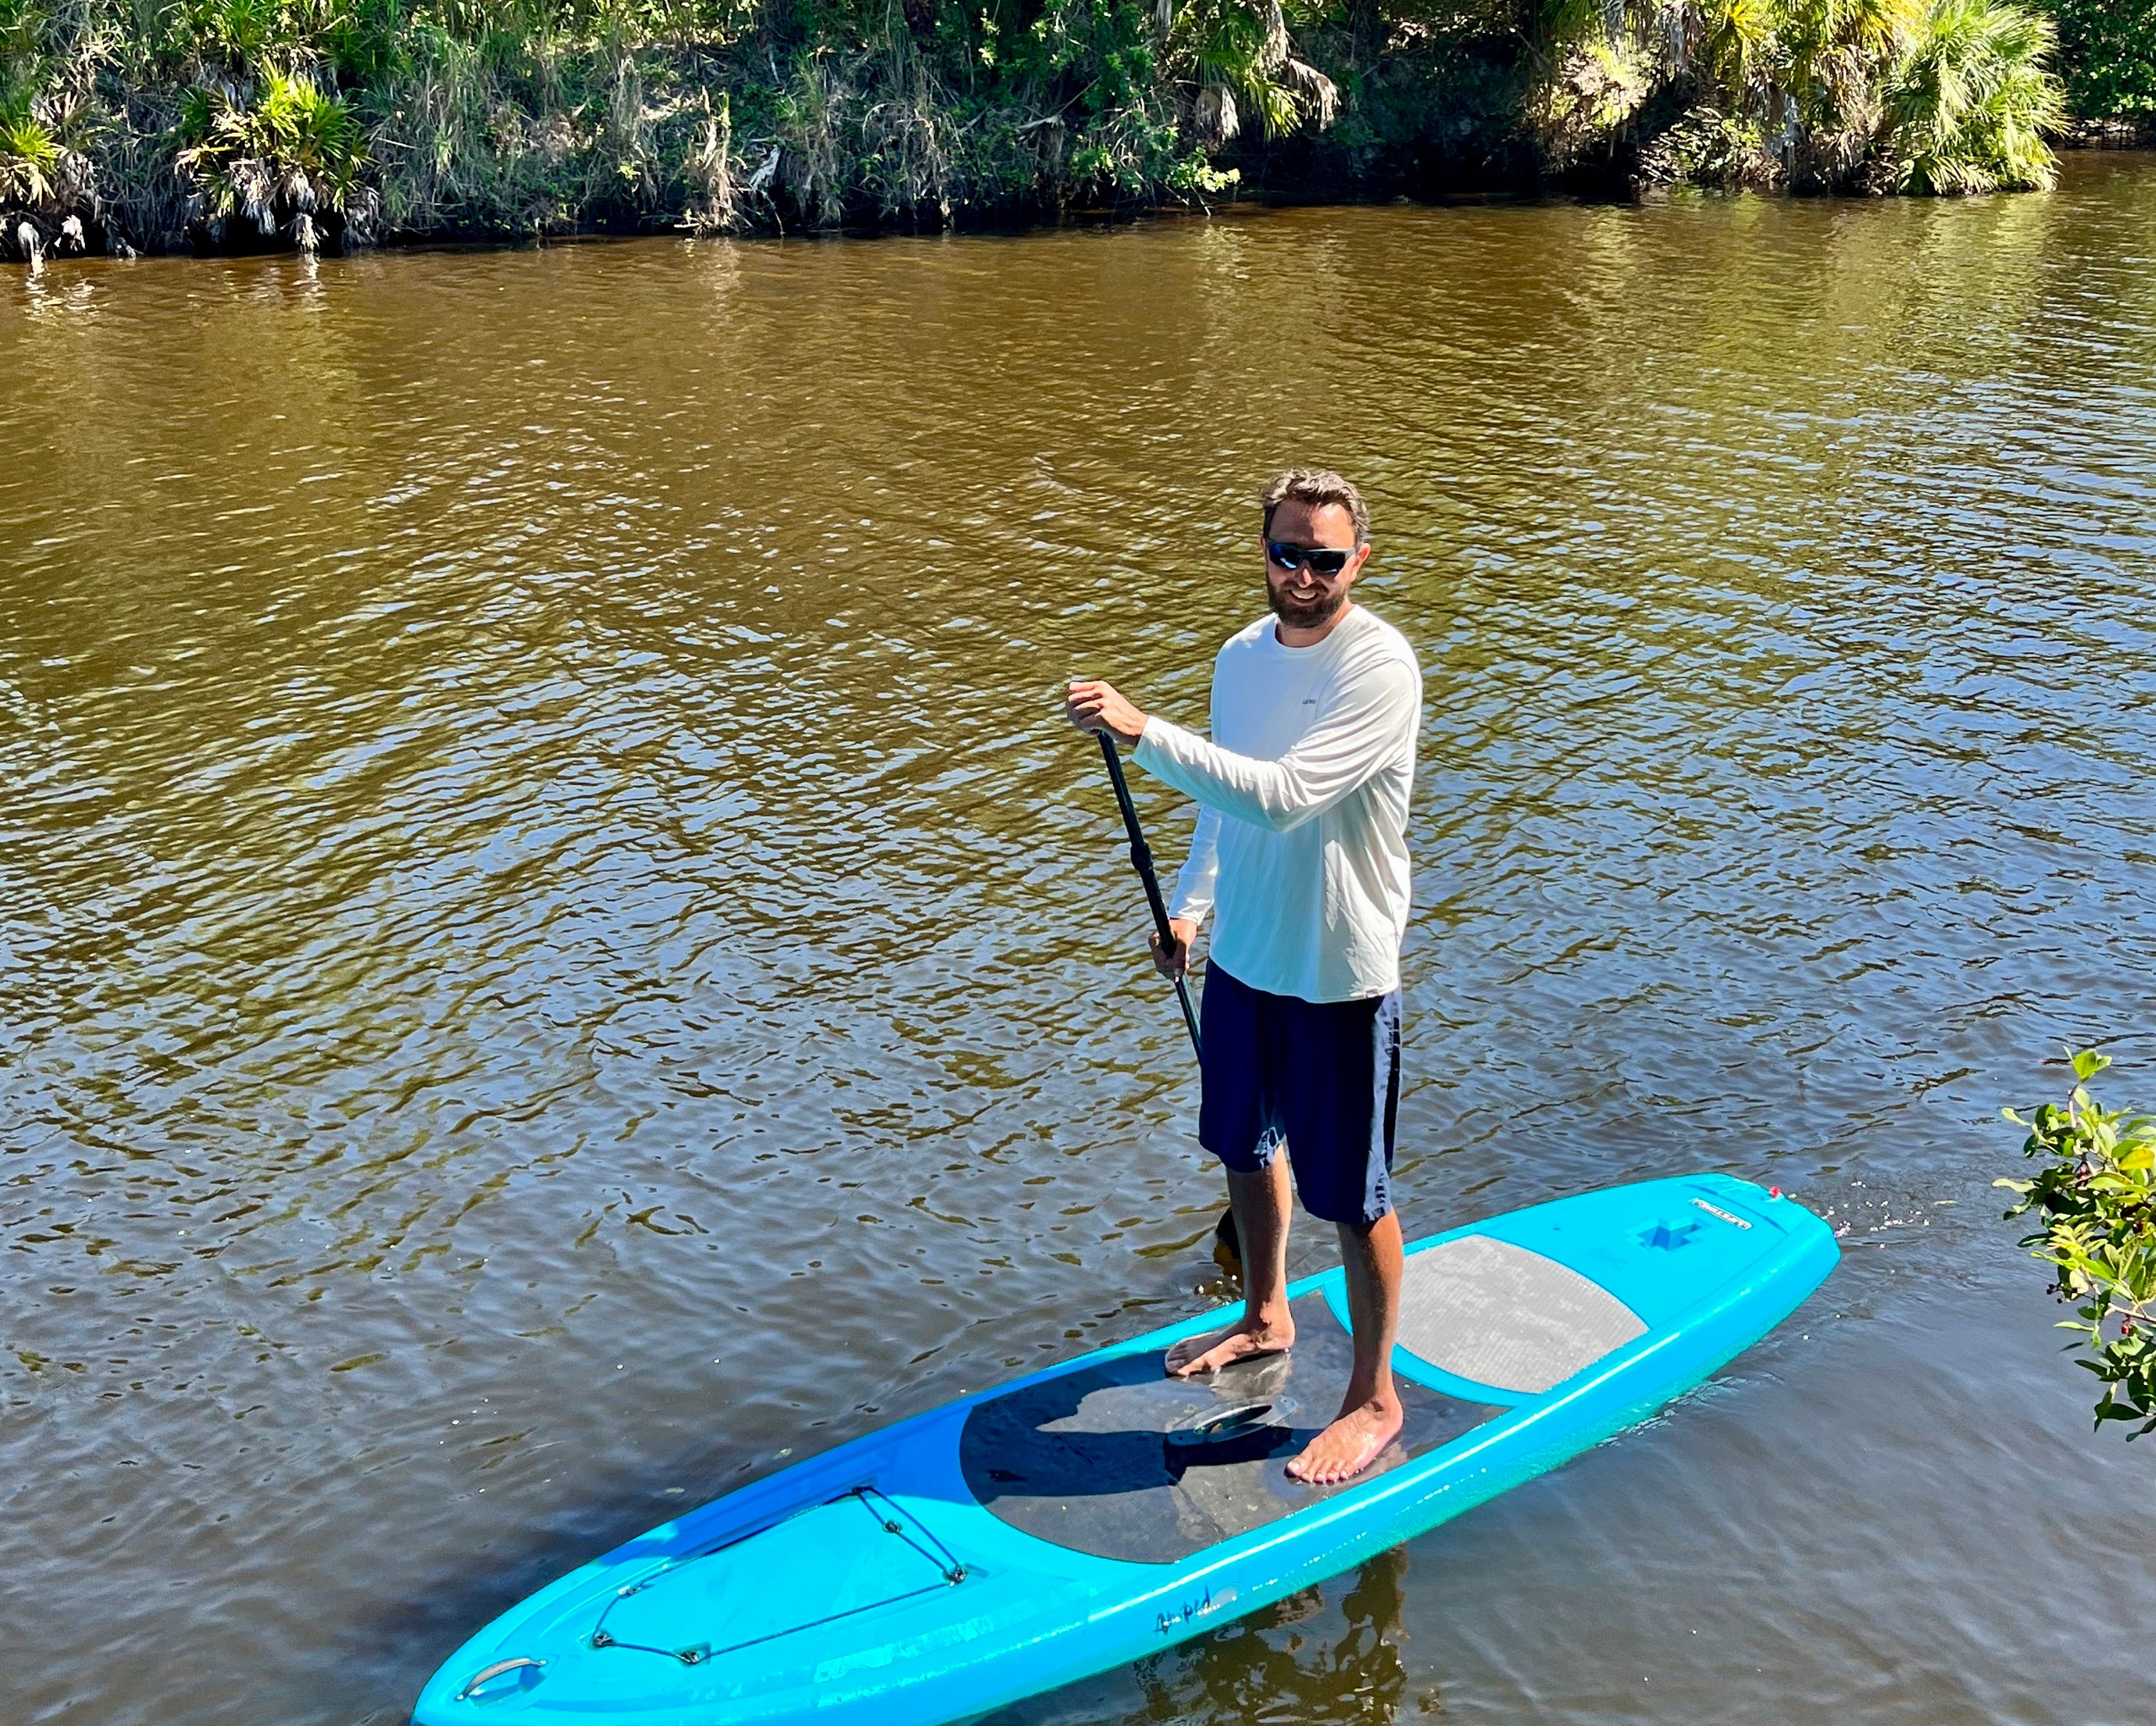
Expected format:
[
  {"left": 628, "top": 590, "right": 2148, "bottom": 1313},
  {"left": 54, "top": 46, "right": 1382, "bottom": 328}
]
[
  {"left": 1132, "top": 654, "right": 1419, "bottom": 833},
  {"left": 1167, "top": 805, "right": 1221, "bottom": 927}
]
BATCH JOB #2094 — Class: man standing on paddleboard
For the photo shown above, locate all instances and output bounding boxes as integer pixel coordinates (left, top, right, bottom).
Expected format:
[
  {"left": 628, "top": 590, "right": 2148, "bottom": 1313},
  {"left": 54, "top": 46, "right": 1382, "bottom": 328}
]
[{"left": 1065, "top": 468, "right": 1421, "bottom": 1486}]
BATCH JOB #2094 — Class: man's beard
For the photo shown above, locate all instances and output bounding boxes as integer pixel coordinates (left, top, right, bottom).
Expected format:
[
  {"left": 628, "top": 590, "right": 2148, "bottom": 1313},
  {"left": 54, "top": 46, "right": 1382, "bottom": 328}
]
[{"left": 1267, "top": 574, "right": 1348, "bottom": 631}]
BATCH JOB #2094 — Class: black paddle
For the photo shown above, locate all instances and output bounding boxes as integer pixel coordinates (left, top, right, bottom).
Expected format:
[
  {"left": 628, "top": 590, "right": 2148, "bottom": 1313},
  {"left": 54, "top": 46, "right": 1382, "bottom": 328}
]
[
  {"left": 1094, "top": 732, "right": 1241, "bottom": 1268},
  {"left": 1097, "top": 731, "right": 1202, "bottom": 1059}
]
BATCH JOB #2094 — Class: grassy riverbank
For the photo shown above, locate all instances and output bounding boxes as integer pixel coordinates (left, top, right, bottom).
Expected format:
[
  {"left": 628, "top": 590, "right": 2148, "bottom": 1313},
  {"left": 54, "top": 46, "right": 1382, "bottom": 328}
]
[{"left": 0, "top": 0, "right": 2147, "bottom": 257}]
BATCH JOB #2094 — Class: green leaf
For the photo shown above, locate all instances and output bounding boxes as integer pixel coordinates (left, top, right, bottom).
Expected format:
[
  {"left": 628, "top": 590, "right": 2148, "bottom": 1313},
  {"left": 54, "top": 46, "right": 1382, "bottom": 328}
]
[{"left": 2073, "top": 1048, "right": 2109, "bottom": 1082}]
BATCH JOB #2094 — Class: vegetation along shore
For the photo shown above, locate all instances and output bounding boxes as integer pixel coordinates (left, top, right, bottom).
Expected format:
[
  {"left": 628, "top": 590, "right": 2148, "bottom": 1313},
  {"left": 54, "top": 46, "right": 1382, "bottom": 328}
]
[{"left": 1, "top": 0, "right": 2152, "bottom": 259}]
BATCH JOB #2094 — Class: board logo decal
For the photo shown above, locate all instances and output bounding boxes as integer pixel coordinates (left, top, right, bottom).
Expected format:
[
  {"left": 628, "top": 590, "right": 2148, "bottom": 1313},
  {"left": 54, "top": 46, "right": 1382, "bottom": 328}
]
[{"left": 1691, "top": 1198, "right": 1752, "bottom": 1229}]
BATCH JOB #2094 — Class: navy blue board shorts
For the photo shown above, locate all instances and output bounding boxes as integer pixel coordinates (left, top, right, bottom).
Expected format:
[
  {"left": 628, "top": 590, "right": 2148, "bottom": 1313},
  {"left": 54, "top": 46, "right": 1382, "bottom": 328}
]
[{"left": 1197, "top": 963, "right": 1401, "bottom": 1227}]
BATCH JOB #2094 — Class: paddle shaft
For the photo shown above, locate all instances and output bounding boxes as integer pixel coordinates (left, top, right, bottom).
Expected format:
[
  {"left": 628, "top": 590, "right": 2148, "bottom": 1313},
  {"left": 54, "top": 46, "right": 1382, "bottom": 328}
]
[{"left": 1097, "top": 731, "right": 1203, "bottom": 1061}]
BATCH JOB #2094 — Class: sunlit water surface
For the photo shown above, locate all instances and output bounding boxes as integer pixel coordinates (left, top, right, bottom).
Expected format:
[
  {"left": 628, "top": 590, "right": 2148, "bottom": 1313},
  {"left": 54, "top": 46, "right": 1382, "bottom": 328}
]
[{"left": 5, "top": 153, "right": 2156, "bottom": 1726}]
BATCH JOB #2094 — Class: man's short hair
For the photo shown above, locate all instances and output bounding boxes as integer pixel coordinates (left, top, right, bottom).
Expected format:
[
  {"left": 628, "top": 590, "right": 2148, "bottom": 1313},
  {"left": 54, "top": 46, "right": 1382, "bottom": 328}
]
[{"left": 1262, "top": 468, "right": 1369, "bottom": 545}]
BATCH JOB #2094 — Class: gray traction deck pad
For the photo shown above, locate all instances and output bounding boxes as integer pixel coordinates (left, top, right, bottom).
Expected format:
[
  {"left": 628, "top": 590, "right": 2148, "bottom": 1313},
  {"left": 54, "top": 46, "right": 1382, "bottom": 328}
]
[
  {"left": 1396, "top": 1235, "right": 1646, "bottom": 1394},
  {"left": 960, "top": 1293, "right": 1497, "bottom": 1564}
]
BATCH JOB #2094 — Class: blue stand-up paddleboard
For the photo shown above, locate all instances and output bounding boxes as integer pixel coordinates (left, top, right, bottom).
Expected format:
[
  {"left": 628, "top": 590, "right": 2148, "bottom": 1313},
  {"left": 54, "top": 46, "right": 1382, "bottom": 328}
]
[{"left": 414, "top": 1174, "right": 1836, "bottom": 1723}]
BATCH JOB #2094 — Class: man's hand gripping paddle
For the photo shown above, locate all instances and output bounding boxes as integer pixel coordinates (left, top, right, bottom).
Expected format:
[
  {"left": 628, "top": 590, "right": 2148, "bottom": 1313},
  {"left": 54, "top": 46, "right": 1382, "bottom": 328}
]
[{"left": 1094, "top": 733, "right": 1241, "bottom": 1269}]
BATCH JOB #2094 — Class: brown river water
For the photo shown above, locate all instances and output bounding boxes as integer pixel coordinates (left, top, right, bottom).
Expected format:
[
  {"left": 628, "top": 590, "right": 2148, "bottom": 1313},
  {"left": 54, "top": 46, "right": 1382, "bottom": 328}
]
[{"left": 6, "top": 152, "right": 2156, "bottom": 1726}]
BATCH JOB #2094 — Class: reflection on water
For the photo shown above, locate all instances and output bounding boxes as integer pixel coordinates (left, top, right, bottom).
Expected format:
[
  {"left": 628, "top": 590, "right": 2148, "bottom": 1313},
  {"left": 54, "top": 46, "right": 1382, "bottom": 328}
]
[
  {"left": 1130, "top": 1552, "right": 1421, "bottom": 1726},
  {"left": 997, "top": 1552, "right": 1422, "bottom": 1726},
  {"left": 3, "top": 152, "right": 2156, "bottom": 1726}
]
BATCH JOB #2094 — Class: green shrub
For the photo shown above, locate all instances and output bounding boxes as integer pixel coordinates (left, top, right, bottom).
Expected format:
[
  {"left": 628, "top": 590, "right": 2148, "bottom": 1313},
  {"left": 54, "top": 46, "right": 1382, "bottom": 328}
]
[
  {"left": 1636, "top": 103, "right": 1777, "bottom": 188},
  {"left": 177, "top": 70, "right": 369, "bottom": 240},
  {"left": 2036, "top": 0, "right": 2156, "bottom": 118},
  {"left": 1999, "top": 1050, "right": 2156, "bottom": 1437}
]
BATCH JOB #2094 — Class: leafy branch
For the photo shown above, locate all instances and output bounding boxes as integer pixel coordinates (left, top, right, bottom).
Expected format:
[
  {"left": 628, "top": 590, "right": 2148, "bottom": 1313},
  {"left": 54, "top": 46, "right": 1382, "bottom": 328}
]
[{"left": 1998, "top": 1049, "right": 2156, "bottom": 1437}]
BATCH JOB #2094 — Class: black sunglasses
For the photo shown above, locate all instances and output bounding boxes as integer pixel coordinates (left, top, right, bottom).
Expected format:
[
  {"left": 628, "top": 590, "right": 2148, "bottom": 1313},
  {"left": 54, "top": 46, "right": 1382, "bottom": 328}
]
[{"left": 1266, "top": 539, "right": 1354, "bottom": 577}]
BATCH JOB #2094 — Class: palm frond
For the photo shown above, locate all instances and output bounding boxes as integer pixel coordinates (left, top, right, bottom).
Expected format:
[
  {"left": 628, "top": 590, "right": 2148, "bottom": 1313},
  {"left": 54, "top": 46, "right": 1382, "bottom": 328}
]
[{"left": 1884, "top": 0, "right": 2064, "bottom": 191}]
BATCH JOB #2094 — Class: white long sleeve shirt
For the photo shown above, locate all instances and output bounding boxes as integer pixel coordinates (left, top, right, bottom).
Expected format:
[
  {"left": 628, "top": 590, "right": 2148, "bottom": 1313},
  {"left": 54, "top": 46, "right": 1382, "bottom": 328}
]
[{"left": 1133, "top": 604, "right": 1422, "bottom": 1003}]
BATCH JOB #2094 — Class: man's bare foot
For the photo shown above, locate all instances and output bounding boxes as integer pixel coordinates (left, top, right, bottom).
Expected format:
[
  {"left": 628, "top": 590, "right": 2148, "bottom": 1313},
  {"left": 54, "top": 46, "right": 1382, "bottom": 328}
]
[
  {"left": 1164, "top": 1313, "right": 1295, "bottom": 1377},
  {"left": 1284, "top": 1396, "right": 1403, "bottom": 1484}
]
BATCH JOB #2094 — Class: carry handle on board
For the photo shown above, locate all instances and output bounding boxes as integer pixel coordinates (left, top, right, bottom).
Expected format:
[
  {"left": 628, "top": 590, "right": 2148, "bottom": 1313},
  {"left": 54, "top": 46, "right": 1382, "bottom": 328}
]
[{"left": 1095, "top": 733, "right": 1238, "bottom": 1266}]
